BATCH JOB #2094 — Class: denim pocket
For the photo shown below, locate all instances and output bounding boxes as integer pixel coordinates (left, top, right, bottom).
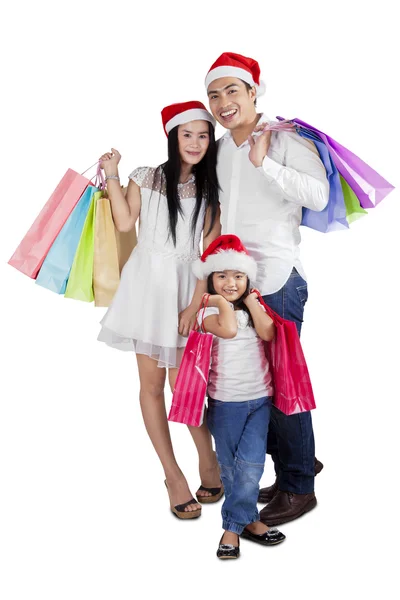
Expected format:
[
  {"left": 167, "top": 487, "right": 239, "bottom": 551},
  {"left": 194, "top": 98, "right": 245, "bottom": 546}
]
[{"left": 296, "top": 284, "right": 308, "bottom": 307}]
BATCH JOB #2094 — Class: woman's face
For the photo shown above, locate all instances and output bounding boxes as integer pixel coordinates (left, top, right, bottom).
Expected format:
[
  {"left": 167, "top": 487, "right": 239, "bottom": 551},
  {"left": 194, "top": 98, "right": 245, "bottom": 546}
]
[
  {"left": 177, "top": 120, "right": 210, "bottom": 166},
  {"left": 212, "top": 270, "right": 248, "bottom": 303}
]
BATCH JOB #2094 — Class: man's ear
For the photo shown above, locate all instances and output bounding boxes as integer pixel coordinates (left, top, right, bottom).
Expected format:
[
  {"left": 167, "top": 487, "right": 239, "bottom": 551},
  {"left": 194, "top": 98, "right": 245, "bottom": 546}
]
[{"left": 250, "top": 86, "right": 257, "bottom": 104}]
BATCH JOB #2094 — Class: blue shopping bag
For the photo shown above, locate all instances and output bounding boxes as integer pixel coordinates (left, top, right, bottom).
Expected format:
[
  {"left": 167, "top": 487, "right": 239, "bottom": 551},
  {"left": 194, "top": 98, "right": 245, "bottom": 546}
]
[
  {"left": 297, "top": 128, "right": 349, "bottom": 233},
  {"left": 35, "top": 185, "right": 98, "bottom": 293}
]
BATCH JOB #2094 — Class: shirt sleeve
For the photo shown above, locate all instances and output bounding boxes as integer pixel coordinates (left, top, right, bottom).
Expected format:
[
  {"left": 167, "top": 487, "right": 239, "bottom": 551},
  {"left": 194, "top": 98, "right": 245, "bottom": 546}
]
[
  {"left": 128, "top": 166, "right": 149, "bottom": 187},
  {"left": 258, "top": 132, "right": 329, "bottom": 211}
]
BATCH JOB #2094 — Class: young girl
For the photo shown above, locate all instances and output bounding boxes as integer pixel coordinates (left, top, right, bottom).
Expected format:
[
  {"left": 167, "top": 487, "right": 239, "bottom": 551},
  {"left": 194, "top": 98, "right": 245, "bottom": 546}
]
[
  {"left": 194, "top": 234, "right": 286, "bottom": 558},
  {"left": 98, "top": 101, "right": 222, "bottom": 519}
]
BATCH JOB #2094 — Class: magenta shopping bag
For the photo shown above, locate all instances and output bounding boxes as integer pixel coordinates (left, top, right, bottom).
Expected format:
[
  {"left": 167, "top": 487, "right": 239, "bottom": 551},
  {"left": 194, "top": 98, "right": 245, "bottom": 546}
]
[
  {"left": 168, "top": 298, "right": 213, "bottom": 427},
  {"left": 8, "top": 169, "right": 91, "bottom": 278},
  {"left": 254, "top": 290, "right": 316, "bottom": 416}
]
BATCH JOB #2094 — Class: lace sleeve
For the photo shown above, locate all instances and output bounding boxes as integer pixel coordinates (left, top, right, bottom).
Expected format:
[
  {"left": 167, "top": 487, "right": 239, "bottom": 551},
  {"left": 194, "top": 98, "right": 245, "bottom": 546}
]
[{"left": 129, "top": 166, "right": 151, "bottom": 187}]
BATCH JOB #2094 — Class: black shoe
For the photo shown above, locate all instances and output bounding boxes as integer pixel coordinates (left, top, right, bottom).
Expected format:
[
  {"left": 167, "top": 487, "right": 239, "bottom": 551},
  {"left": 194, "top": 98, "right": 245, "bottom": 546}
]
[
  {"left": 217, "top": 535, "right": 240, "bottom": 560},
  {"left": 240, "top": 527, "right": 286, "bottom": 546}
]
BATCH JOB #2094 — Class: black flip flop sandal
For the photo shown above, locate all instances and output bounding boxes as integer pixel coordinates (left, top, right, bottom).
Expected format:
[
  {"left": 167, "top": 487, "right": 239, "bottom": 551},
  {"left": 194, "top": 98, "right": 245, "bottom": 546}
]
[
  {"left": 164, "top": 480, "right": 202, "bottom": 519},
  {"left": 196, "top": 484, "right": 224, "bottom": 504}
]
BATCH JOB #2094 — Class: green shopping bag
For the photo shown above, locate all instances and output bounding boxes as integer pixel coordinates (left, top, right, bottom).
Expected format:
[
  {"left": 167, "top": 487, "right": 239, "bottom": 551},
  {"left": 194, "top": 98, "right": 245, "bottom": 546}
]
[
  {"left": 64, "top": 189, "right": 102, "bottom": 301},
  {"left": 340, "top": 176, "right": 368, "bottom": 225}
]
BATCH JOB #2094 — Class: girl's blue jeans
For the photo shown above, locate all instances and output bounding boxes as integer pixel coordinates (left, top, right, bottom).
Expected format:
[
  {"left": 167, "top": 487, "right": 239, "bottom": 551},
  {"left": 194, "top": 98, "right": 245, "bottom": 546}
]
[{"left": 207, "top": 396, "right": 273, "bottom": 535}]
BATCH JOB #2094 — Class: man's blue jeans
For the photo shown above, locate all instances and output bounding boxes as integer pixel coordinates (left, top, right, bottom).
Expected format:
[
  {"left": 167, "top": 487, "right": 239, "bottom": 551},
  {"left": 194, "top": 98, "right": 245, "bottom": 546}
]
[
  {"left": 262, "top": 268, "right": 315, "bottom": 494},
  {"left": 207, "top": 396, "right": 273, "bottom": 534}
]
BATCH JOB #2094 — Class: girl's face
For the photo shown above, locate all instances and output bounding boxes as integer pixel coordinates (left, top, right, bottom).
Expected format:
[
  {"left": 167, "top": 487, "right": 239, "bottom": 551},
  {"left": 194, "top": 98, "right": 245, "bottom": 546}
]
[
  {"left": 207, "top": 77, "right": 256, "bottom": 130},
  {"left": 212, "top": 270, "right": 248, "bottom": 303},
  {"left": 177, "top": 120, "right": 210, "bottom": 167}
]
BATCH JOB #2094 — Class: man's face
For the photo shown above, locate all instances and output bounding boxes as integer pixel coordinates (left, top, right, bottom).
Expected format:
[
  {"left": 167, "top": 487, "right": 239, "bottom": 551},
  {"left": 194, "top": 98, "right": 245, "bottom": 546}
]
[{"left": 207, "top": 77, "right": 257, "bottom": 130}]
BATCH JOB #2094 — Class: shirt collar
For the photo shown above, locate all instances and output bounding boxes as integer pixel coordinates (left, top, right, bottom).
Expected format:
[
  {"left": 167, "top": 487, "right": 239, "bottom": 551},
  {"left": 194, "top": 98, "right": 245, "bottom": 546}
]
[{"left": 219, "top": 113, "right": 272, "bottom": 147}]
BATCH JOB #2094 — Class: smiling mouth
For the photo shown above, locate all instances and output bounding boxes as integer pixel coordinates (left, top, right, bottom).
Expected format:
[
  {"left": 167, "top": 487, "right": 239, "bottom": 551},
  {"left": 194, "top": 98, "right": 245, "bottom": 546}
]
[
  {"left": 186, "top": 151, "right": 201, "bottom": 156},
  {"left": 223, "top": 289, "right": 238, "bottom": 294},
  {"left": 220, "top": 109, "right": 238, "bottom": 120}
]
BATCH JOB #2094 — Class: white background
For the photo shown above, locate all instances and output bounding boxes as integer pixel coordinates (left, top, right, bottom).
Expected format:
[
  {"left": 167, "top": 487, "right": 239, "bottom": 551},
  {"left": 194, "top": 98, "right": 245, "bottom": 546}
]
[{"left": 1, "top": 1, "right": 399, "bottom": 598}]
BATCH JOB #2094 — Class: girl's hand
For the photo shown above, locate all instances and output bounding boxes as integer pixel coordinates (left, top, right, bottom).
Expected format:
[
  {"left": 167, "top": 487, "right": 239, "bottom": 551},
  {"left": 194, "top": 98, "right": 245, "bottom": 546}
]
[
  {"left": 178, "top": 306, "right": 197, "bottom": 337},
  {"left": 243, "top": 289, "right": 261, "bottom": 307},
  {"left": 203, "top": 293, "right": 227, "bottom": 308},
  {"left": 99, "top": 148, "right": 121, "bottom": 176}
]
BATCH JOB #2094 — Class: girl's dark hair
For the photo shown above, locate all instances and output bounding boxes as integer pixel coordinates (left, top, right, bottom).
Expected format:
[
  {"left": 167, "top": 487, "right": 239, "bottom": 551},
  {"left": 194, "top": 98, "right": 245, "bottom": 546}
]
[
  {"left": 153, "top": 121, "right": 219, "bottom": 247},
  {"left": 206, "top": 272, "right": 254, "bottom": 327}
]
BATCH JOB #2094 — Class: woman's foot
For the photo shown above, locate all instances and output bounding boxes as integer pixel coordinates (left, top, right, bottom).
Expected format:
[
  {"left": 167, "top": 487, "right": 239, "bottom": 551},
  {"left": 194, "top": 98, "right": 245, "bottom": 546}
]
[
  {"left": 217, "top": 531, "right": 240, "bottom": 560},
  {"left": 240, "top": 520, "right": 286, "bottom": 546},
  {"left": 197, "top": 452, "right": 222, "bottom": 499},
  {"left": 165, "top": 474, "right": 201, "bottom": 514}
]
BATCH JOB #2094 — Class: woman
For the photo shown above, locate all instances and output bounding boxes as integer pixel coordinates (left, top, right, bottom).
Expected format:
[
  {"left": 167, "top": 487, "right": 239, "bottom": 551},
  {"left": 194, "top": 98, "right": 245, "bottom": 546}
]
[{"left": 98, "top": 101, "right": 222, "bottom": 518}]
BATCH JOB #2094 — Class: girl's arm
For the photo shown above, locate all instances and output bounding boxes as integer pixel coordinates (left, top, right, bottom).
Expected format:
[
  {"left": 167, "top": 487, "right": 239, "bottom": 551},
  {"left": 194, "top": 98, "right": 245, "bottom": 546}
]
[
  {"left": 100, "top": 148, "right": 140, "bottom": 232},
  {"left": 202, "top": 295, "right": 237, "bottom": 339},
  {"left": 244, "top": 292, "right": 275, "bottom": 341},
  {"left": 178, "top": 205, "right": 221, "bottom": 336}
]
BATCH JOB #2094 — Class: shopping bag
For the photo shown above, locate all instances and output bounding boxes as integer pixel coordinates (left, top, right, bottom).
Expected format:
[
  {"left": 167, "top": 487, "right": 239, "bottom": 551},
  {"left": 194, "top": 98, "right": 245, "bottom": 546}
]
[
  {"left": 168, "top": 298, "right": 213, "bottom": 427},
  {"left": 35, "top": 185, "right": 97, "bottom": 293},
  {"left": 93, "top": 186, "right": 138, "bottom": 307},
  {"left": 277, "top": 116, "right": 395, "bottom": 208},
  {"left": 340, "top": 176, "right": 368, "bottom": 224},
  {"left": 93, "top": 195, "right": 120, "bottom": 307},
  {"left": 8, "top": 169, "right": 91, "bottom": 278},
  {"left": 64, "top": 190, "right": 100, "bottom": 302},
  {"left": 297, "top": 127, "right": 349, "bottom": 232},
  {"left": 254, "top": 290, "right": 316, "bottom": 416}
]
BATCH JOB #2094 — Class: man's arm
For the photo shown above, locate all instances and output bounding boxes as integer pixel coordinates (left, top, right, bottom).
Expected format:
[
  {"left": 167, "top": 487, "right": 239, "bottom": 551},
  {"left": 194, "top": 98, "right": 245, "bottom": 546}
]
[{"left": 249, "top": 128, "right": 329, "bottom": 212}]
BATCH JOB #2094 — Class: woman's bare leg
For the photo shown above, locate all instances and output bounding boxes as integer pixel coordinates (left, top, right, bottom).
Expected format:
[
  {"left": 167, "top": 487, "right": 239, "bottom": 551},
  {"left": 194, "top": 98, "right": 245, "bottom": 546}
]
[
  {"left": 137, "top": 354, "right": 200, "bottom": 512},
  {"left": 168, "top": 369, "right": 220, "bottom": 498}
]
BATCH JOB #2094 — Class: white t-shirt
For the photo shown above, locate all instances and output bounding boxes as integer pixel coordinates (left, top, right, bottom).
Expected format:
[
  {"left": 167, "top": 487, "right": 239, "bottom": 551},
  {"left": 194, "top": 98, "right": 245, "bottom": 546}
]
[{"left": 201, "top": 306, "right": 274, "bottom": 402}]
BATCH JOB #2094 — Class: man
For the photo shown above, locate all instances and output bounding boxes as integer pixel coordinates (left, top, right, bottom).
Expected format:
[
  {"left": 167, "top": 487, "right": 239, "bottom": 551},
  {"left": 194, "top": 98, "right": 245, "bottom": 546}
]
[{"left": 205, "top": 52, "right": 328, "bottom": 525}]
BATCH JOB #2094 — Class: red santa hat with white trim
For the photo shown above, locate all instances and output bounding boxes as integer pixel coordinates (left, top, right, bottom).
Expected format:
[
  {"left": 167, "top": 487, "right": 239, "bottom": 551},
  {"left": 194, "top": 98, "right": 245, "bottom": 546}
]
[
  {"left": 192, "top": 234, "right": 257, "bottom": 281},
  {"left": 161, "top": 101, "right": 216, "bottom": 136},
  {"left": 205, "top": 52, "right": 266, "bottom": 98}
]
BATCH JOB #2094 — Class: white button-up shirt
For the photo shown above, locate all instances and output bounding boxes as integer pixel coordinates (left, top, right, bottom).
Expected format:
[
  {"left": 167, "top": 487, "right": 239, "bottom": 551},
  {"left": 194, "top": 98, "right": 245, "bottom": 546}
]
[{"left": 217, "top": 114, "right": 329, "bottom": 295}]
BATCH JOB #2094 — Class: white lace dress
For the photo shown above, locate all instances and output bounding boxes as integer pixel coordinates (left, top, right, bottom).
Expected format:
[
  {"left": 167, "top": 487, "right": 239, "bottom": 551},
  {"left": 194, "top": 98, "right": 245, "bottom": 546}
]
[{"left": 97, "top": 166, "right": 206, "bottom": 368}]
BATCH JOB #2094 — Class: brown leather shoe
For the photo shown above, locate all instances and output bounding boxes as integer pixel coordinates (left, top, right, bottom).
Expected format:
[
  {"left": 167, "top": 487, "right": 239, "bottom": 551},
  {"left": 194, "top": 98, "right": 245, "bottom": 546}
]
[
  {"left": 258, "top": 457, "right": 323, "bottom": 504},
  {"left": 260, "top": 490, "right": 317, "bottom": 526}
]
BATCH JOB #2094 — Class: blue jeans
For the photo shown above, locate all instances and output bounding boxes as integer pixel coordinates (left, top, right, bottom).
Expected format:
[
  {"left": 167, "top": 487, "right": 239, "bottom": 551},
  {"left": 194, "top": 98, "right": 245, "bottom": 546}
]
[
  {"left": 262, "top": 268, "right": 315, "bottom": 494},
  {"left": 207, "top": 396, "right": 273, "bottom": 535}
]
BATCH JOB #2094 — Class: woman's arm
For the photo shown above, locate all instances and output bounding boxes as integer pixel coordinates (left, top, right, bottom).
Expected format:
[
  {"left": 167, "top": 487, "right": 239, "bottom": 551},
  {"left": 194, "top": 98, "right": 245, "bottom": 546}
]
[
  {"left": 202, "top": 295, "right": 237, "bottom": 339},
  {"left": 178, "top": 205, "right": 221, "bottom": 336},
  {"left": 100, "top": 148, "right": 140, "bottom": 233},
  {"left": 244, "top": 292, "right": 275, "bottom": 341}
]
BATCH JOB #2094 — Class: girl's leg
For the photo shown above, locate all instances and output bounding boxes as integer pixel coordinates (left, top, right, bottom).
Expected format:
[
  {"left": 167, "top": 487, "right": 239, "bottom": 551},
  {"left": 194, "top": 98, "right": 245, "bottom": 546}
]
[
  {"left": 136, "top": 354, "right": 200, "bottom": 512},
  {"left": 226, "top": 397, "right": 272, "bottom": 534},
  {"left": 167, "top": 369, "right": 221, "bottom": 497},
  {"left": 206, "top": 399, "right": 249, "bottom": 545}
]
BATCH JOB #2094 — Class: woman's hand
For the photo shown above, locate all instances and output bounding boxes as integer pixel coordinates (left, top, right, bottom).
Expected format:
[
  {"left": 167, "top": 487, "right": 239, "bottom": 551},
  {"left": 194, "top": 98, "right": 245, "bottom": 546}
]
[
  {"left": 99, "top": 148, "right": 121, "bottom": 176},
  {"left": 178, "top": 306, "right": 197, "bottom": 337}
]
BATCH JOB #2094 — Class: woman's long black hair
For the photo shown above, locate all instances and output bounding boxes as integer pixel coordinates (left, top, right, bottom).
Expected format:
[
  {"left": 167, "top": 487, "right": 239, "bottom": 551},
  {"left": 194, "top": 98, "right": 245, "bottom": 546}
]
[
  {"left": 153, "top": 122, "right": 219, "bottom": 247},
  {"left": 206, "top": 273, "right": 254, "bottom": 327}
]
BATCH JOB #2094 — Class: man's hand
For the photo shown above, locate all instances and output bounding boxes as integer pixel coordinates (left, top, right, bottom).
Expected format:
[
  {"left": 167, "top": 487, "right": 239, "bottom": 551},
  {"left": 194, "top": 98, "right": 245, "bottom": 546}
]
[{"left": 248, "top": 124, "right": 271, "bottom": 168}]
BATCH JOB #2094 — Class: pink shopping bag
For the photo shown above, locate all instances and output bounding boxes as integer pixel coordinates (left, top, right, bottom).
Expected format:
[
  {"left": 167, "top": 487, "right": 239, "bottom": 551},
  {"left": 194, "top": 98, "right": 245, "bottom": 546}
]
[
  {"left": 253, "top": 290, "right": 316, "bottom": 416},
  {"left": 168, "top": 298, "right": 213, "bottom": 427},
  {"left": 8, "top": 169, "right": 92, "bottom": 278}
]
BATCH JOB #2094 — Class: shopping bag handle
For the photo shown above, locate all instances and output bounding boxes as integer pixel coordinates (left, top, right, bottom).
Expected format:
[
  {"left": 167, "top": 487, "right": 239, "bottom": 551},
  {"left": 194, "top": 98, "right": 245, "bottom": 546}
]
[
  {"left": 80, "top": 161, "right": 106, "bottom": 190},
  {"left": 249, "top": 288, "right": 283, "bottom": 325},
  {"left": 194, "top": 293, "right": 211, "bottom": 333}
]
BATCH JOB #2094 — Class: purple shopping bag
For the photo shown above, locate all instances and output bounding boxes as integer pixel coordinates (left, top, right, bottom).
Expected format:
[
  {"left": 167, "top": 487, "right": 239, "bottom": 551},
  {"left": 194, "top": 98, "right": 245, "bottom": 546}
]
[{"left": 277, "top": 117, "right": 394, "bottom": 208}]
